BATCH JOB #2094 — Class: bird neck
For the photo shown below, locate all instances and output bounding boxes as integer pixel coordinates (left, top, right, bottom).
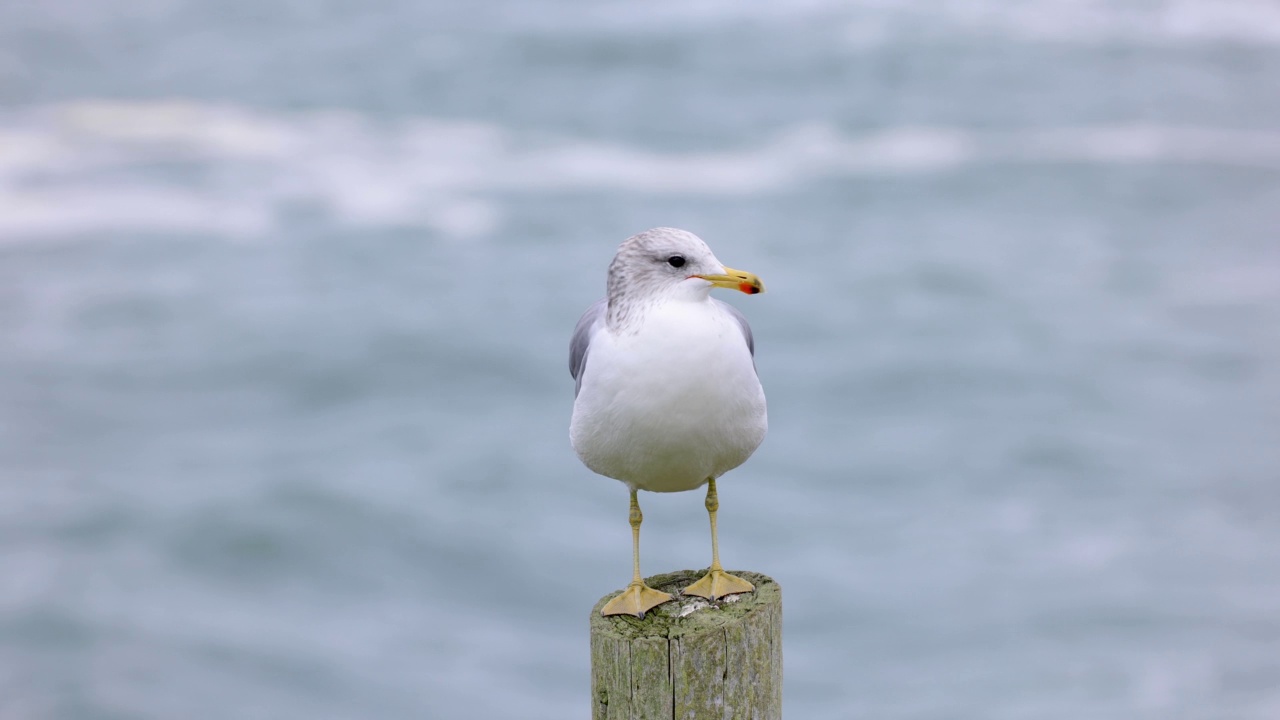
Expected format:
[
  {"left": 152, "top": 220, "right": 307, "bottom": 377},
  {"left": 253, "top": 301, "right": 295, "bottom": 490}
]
[{"left": 607, "top": 287, "right": 712, "bottom": 334}]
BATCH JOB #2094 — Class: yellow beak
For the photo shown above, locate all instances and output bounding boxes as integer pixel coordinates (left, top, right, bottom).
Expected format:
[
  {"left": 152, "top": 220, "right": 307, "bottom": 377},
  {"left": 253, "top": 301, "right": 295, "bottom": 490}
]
[{"left": 693, "top": 266, "right": 765, "bottom": 295}]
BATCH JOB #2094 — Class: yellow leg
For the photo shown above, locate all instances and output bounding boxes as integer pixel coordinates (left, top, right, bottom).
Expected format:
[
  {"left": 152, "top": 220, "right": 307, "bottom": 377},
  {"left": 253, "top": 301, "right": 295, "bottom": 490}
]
[
  {"left": 684, "top": 478, "right": 755, "bottom": 600},
  {"left": 600, "top": 488, "right": 674, "bottom": 617}
]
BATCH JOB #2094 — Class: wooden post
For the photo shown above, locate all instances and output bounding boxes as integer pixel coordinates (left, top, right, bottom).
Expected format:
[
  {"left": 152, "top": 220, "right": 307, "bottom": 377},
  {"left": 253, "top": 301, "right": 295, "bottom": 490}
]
[{"left": 589, "top": 569, "right": 782, "bottom": 720}]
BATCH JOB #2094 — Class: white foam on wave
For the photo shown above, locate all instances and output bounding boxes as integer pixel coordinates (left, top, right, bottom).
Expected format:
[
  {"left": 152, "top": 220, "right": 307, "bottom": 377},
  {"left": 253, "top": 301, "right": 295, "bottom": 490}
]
[
  {"left": 2, "top": 100, "right": 1279, "bottom": 241},
  {"left": 845, "top": 0, "right": 1280, "bottom": 46},
  {"left": 514, "top": 0, "right": 1280, "bottom": 45}
]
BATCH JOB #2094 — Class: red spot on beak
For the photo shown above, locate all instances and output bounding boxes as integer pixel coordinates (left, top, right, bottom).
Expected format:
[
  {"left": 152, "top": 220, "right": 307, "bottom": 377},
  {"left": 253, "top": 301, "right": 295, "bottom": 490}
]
[{"left": 740, "top": 283, "right": 759, "bottom": 295}]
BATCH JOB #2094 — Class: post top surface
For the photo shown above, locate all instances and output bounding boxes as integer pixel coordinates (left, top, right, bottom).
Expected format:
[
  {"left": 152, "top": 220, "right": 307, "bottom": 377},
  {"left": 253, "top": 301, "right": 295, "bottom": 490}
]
[{"left": 589, "top": 569, "right": 781, "bottom": 640}]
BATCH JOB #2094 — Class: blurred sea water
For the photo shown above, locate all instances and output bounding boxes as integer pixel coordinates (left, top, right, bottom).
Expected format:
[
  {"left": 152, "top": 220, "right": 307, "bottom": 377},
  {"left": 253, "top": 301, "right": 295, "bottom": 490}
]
[{"left": 2, "top": 1, "right": 1279, "bottom": 718}]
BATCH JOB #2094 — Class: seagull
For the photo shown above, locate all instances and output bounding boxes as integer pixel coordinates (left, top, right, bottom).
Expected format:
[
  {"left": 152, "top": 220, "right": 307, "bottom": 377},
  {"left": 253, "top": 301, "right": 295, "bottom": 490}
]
[{"left": 569, "top": 227, "right": 767, "bottom": 617}]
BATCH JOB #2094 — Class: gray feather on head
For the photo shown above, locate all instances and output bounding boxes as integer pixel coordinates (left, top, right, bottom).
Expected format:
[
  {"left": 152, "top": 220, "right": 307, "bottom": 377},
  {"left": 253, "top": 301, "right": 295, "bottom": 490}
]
[{"left": 606, "top": 227, "right": 720, "bottom": 328}]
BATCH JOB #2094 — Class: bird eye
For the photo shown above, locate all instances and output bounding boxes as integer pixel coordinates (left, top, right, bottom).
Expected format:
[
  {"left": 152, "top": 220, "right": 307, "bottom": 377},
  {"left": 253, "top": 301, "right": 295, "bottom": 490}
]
[{"left": 667, "top": 255, "right": 686, "bottom": 268}]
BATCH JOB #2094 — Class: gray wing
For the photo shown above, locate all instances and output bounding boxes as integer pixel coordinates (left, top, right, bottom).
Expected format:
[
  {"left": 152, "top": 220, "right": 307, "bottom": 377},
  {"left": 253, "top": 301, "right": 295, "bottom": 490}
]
[
  {"left": 714, "top": 298, "right": 756, "bottom": 363},
  {"left": 569, "top": 298, "right": 607, "bottom": 397}
]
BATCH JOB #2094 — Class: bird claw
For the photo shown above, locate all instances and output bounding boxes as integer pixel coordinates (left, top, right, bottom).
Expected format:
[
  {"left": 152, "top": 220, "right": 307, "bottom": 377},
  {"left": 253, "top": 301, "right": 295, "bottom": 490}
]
[
  {"left": 683, "top": 568, "right": 754, "bottom": 601},
  {"left": 600, "top": 581, "right": 674, "bottom": 617}
]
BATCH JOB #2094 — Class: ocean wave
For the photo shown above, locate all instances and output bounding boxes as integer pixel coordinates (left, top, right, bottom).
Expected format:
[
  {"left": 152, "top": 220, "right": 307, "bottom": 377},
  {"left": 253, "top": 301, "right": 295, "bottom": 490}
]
[
  {"left": 2, "top": 100, "right": 1279, "bottom": 240},
  {"left": 517, "top": 0, "right": 1280, "bottom": 45},
  {"left": 837, "top": 0, "right": 1280, "bottom": 46}
]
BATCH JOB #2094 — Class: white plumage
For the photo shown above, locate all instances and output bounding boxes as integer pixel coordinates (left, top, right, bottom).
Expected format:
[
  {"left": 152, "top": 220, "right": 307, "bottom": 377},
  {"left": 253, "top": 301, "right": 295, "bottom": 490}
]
[{"left": 570, "top": 228, "right": 767, "bottom": 492}]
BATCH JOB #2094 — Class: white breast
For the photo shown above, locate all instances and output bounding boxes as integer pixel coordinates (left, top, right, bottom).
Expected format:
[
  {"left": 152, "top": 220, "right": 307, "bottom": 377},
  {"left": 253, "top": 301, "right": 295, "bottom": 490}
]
[{"left": 570, "top": 299, "right": 767, "bottom": 493}]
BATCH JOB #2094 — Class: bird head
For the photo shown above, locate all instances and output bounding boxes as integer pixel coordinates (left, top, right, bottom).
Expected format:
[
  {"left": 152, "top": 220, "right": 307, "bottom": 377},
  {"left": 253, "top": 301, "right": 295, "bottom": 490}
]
[{"left": 606, "top": 228, "right": 765, "bottom": 305}]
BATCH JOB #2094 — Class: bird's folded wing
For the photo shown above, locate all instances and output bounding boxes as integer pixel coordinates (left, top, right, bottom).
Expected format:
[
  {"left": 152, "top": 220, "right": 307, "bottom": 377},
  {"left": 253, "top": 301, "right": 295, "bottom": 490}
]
[
  {"left": 714, "top": 298, "right": 756, "bottom": 360},
  {"left": 569, "top": 297, "right": 607, "bottom": 397}
]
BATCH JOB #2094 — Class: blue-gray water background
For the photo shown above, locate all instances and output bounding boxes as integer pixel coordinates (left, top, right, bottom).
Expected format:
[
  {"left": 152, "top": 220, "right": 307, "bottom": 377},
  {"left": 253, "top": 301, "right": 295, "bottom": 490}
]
[{"left": 3, "top": 1, "right": 1279, "bottom": 718}]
